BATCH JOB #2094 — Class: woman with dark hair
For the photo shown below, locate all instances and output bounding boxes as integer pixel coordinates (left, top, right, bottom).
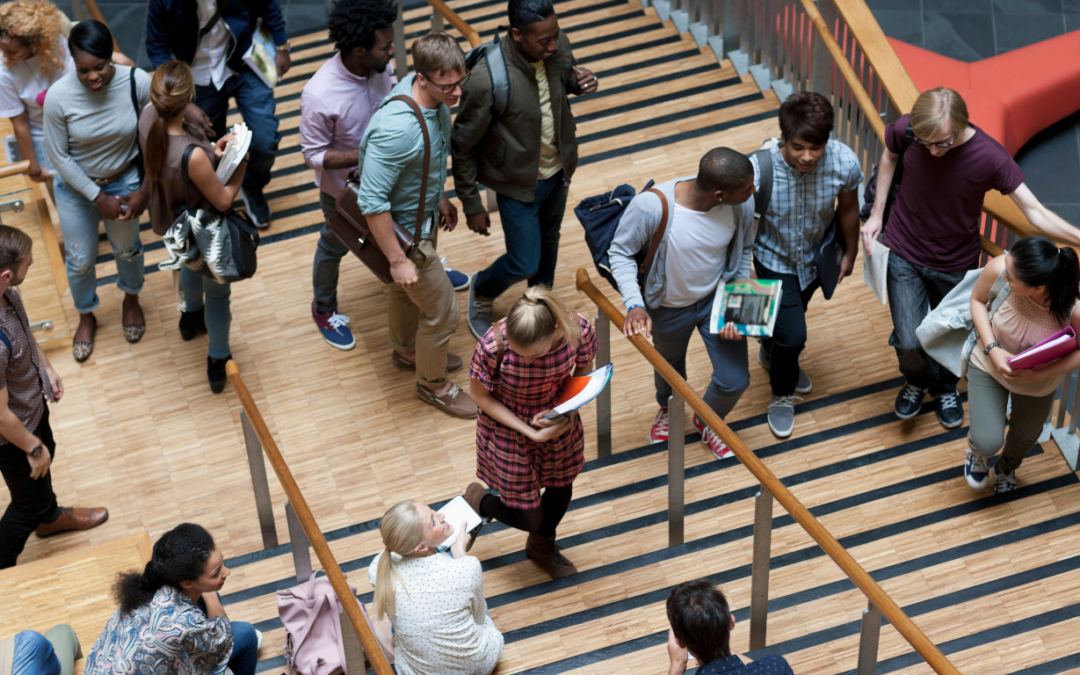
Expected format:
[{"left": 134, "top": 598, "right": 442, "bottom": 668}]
[
  {"left": 42, "top": 20, "right": 150, "bottom": 362},
  {"left": 966, "top": 236, "right": 1080, "bottom": 494},
  {"left": 138, "top": 60, "right": 246, "bottom": 392},
  {"left": 82, "top": 523, "right": 260, "bottom": 675}
]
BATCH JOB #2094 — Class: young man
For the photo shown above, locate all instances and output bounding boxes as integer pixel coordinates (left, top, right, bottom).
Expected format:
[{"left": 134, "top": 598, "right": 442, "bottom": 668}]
[
  {"left": 358, "top": 33, "right": 476, "bottom": 419},
  {"left": 750, "top": 92, "right": 862, "bottom": 438},
  {"left": 301, "top": 0, "right": 398, "bottom": 350},
  {"left": 611, "top": 148, "right": 757, "bottom": 459},
  {"left": 146, "top": 0, "right": 291, "bottom": 229},
  {"left": 452, "top": 0, "right": 598, "bottom": 339},
  {"left": 0, "top": 226, "right": 107, "bottom": 569},
  {"left": 861, "top": 87, "right": 1080, "bottom": 429},
  {"left": 665, "top": 579, "right": 795, "bottom": 675}
]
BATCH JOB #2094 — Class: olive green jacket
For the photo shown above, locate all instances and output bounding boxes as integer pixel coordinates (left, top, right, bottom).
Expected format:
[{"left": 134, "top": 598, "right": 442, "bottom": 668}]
[{"left": 451, "top": 32, "right": 583, "bottom": 215}]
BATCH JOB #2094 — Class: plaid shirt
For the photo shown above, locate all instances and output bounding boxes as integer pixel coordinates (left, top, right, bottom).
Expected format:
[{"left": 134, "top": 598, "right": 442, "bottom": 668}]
[
  {"left": 0, "top": 288, "right": 53, "bottom": 445},
  {"left": 750, "top": 140, "right": 862, "bottom": 290}
]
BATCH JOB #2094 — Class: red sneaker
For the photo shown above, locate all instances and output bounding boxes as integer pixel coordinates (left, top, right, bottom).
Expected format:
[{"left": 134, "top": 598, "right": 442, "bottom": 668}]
[
  {"left": 650, "top": 407, "right": 669, "bottom": 444},
  {"left": 693, "top": 414, "right": 732, "bottom": 460}
]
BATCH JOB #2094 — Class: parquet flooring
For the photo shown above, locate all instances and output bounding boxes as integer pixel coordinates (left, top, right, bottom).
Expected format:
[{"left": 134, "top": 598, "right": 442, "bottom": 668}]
[{"left": 3, "top": 0, "right": 1080, "bottom": 673}]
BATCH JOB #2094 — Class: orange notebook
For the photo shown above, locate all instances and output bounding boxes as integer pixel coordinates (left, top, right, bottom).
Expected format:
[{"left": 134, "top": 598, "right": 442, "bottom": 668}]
[{"left": 543, "top": 364, "right": 613, "bottom": 419}]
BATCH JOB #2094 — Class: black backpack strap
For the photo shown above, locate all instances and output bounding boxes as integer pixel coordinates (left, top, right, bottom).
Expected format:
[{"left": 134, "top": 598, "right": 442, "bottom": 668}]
[
  {"left": 180, "top": 144, "right": 198, "bottom": 208},
  {"left": 753, "top": 147, "right": 773, "bottom": 220},
  {"left": 198, "top": 5, "right": 224, "bottom": 44},
  {"left": 899, "top": 124, "right": 915, "bottom": 157}
]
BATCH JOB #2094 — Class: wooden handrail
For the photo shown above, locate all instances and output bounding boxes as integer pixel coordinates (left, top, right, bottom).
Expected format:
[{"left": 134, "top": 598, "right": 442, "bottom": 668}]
[
  {"left": 575, "top": 268, "right": 962, "bottom": 675},
  {"left": 0, "top": 161, "right": 30, "bottom": 180},
  {"left": 427, "top": 0, "right": 483, "bottom": 48},
  {"left": 225, "top": 361, "right": 394, "bottom": 675}
]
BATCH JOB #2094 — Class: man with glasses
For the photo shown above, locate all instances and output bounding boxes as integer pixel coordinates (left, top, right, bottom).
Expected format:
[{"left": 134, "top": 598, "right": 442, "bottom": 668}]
[
  {"left": 358, "top": 32, "right": 476, "bottom": 419},
  {"left": 861, "top": 87, "right": 1080, "bottom": 429},
  {"left": 452, "top": 0, "right": 597, "bottom": 339}
]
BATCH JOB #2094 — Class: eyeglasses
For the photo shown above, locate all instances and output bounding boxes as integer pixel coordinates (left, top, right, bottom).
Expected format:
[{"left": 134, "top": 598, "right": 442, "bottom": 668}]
[
  {"left": 422, "top": 70, "right": 470, "bottom": 93},
  {"left": 913, "top": 131, "right": 957, "bottom": 149}
]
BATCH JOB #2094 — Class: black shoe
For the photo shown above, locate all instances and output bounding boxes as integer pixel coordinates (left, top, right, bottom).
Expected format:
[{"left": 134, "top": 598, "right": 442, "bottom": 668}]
[
  {"left": 208, "top": 355, "right": 231, "bottom": 394},
  {"left": 935, "top": 391, "right": 964, "bottom": 429},
  {"left": 240, "top": 188, "right": 271, "bottom": 229},
  {"left": 179, "top": 308, "right": 206, "bottom": 341},
  {"left": 893, "top": 382, "right": 927, "bottom": 420}
]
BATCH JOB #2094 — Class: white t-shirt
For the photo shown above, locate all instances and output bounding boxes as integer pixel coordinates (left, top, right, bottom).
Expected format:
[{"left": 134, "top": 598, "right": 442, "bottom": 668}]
[
  {"left": 660, "top": 201, "right": 737, "bottom": 308},
  {"left": 0, "top": 48, "right": 77, "bottom": 138},
  {"left": 191, "top": 0, "right": 235, "bottom": 89}
]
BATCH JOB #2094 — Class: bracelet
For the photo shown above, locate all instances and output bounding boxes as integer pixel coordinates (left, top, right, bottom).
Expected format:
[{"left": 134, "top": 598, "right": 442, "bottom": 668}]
[
  {"left": 275, "top": 41, "right": 291, "bottom": 52},
  {"left": 984, "top": 341, "right": 1000, "bottom": 355},
  {"left": 626, "top": 304, "right": 643, "bottom": 312}
]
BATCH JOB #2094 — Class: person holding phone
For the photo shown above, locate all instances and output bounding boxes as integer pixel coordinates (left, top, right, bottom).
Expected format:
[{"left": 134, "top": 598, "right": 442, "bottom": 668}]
[{"left": 464, "top": 287, "right": 597, "bottom": 579}]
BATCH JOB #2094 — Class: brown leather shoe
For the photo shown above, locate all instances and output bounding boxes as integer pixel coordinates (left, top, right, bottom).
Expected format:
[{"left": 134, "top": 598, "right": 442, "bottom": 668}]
[
  {"left": 526, "top": 533, "right": 578, "bottom": 579},
  {"left": 392, "top": 351, "right": 464, "bottom": 373},
  {"left": 35, "top": 507, "right": 109, "bottom": 538},
  {"left": 465, "top": 482, "right": 488, "bottom": 517},
  {"left": 416, "top": 382, "right": 477, "bottom": 419}
]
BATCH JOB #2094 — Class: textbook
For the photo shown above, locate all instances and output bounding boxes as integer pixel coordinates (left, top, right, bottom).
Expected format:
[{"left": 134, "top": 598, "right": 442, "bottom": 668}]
[
  {"left": 435, "top": 496, "right": 483, "bottom": 553},
  {"left": 215, "top": 123, "right": 251, "bottom": 184},
  {"left": 708, "top": 278, "right": 782, "bottom": 337},
  {"left": 862, "top": 237, "right": 889, "bottom": 305},
  {"left": 243, "top": 24, "right": 279, "bottom": 90},
  {"left": 541, "top": 364, "right": 614, "bottom": 420},
  {"left": 1007, "top": 326, "right": 1078, "bottom": 370}
]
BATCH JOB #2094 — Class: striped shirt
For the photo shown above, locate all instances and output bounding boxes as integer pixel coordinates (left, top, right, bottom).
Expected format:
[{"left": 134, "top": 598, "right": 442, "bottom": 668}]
[
  {"left": 0, "top": 288, "right": 53, "bottom": 445},
  {"left": 531, "top": 60, "right": 562, "bottom": 179},
  {"left": 358, "top": 74, "right": 450, "bottom": 237},
  {"left": 750, "top": 139, "right": 862, "bottom": 290}
]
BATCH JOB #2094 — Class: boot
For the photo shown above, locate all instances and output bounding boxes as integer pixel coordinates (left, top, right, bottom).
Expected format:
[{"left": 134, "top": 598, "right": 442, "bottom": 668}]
[
  {"left": 208, "top": 355, "right": 231, "bottom": 394},
  {"left": 526, "top": 533, "right": 578, "bottom": 579},
  {"left": 179, "top": 307, "right": 206, "bottom": 341}
]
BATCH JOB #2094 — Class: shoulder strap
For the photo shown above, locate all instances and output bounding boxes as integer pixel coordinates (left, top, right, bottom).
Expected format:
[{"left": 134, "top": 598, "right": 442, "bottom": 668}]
[
  {"left": 753, "top": 147, "right": 773, "bottom": 220},
  {"left": 129, "top": 67, "right": 139, "bottom": 117},
  {"left": 492, "top": 321, "right": 504, "bottom": 382},
  {"left": 180, "top": 144, "right": 198, "bottom": 208},
  {"left": 388, "top": 95, "right": 429, "bottom": 246},
  {"left": 487, "top": 32, "right": 510, "bottom": 117},
  {"left": 639, "top": 187, "right": 669, "bottom": 277},
  {"left": 899, "top": 124, "right": 915, "bottom": 157},
  {"left": 198, "top": 4, "right": 224, "bottom": 43}
]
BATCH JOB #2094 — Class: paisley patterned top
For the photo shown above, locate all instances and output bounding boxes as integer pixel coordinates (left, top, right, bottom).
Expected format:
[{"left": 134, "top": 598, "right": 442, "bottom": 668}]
[{"left": 83, "top": 585, "right": 234, "bottom": 675}]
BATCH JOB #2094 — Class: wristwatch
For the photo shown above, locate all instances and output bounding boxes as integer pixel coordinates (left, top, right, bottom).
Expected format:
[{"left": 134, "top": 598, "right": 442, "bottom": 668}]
[
  {"left": 984, "top": 342, "right": 1000, "bottom": 355},
  {"left": 29, "top": 444, "right": 42, "bottom": 458},
  {"left": 275, "top": 41, "right": 291, "bottom": 52}
]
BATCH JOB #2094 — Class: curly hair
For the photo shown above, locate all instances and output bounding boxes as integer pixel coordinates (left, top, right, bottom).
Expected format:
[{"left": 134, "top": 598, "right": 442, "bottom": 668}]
[
  {"left": 328, "top": 0, "right": 398, "bottom": 54},
  {"left": 0, "top": 0, "right": 68, "bottom": 78},
  {"left": 113, "top": 523, "right": 217, "bottom": 614}
]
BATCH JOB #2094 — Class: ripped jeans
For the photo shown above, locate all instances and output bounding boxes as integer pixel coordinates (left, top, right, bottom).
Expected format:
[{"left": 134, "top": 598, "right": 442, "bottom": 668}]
[{"left": 53, "top": 165, "right": 145, "bottom": 314}]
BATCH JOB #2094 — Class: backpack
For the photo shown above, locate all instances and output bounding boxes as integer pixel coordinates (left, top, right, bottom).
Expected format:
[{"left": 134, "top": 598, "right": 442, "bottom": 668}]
[
  {"left": 859, "top": 125, "right": 915, "bottom": 224},
  {"left": 464, "top": 30, "right": 510, "bottom": 116},
  {"left": 574, "top": 181, "right": 669, "bottom": 292}
]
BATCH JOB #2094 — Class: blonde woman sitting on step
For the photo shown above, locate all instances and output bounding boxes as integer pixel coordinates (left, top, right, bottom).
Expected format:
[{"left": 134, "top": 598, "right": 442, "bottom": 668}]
[{"left": 368, "top": 500, "right": 503, "bottom": 675}]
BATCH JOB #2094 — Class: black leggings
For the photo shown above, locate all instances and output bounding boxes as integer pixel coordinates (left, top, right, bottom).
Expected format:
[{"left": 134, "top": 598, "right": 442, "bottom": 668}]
[{"left": 480, "top": 485, "right": 573, "bottom": 538}]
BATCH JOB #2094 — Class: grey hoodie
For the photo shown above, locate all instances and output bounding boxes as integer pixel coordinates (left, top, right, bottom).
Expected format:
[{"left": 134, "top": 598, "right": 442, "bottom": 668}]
[{"left": 608, "top": 176, "right": 756, "bottom": 310}]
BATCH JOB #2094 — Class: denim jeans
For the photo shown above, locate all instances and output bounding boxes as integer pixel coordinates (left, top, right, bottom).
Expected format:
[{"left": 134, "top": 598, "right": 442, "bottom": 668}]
[
  {"left": 195, "top": 67, "right": 281, "bottom": 195},
  {"left": 754, "top": 259, "right": 821, "bottom": 396},
  {"left": 473, "top": 171, "right": 566, "bottom": 299},
  {"left": 182, "top": 267, "right": 232, "bottom": 359},
  {"left": 196, "top": 596, "right": 259, "bottom": 675},
  {"left": 886, "top": 252, "right": 969, "bottom": 395},
  {"left": 31, "top": 137, "right": 55, "bottom": 175},
  {"left": 12, "top": 630, "right": 62, "bottom": 675},
  {"left": 0, "top": 403, "right": 58, "bottom": 569},
  {"left": 53, "top": 165, "right": 144, "bottom": 314},
  {"left": 313, "top": 191, "right": 350, "bottom": 314},
  {"left": 648, "top": 293, "right": 750, "bottom": 418}
]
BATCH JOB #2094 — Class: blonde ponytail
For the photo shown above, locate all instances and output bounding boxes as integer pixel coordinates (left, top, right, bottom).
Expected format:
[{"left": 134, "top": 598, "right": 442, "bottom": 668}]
[
  {"left": 506, "top": 286, "right": 582, "bottom": 349},
  {"left": 372, "top": 501, "right": 424, "bottom": 620}
]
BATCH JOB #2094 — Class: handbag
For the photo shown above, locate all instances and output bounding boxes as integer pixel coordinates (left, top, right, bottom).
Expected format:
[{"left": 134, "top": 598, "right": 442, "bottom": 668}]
[
  {"left": 916, "top": 267, "right": 1009, "bottom": 378},
  {"left": 327, "top": 95, "right": 432, "bottom": 284},
  {"left": 159, "top": 145, "right": 260, "bottom": 284}
]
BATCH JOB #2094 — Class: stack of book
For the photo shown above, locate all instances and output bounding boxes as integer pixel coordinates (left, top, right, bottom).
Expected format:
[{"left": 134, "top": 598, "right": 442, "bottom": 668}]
[{"left": 215, "top": 122, "right": 251, "bottom": 184}]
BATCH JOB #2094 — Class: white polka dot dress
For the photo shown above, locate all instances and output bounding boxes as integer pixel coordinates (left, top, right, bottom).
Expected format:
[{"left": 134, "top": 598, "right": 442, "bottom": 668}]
[{"left": 369, "top": 551, "right": 504, "bottom": 675}]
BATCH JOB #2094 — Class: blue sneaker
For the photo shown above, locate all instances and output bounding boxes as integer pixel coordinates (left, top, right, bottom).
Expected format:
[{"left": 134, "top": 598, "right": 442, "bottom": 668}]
[
  {"left": 442, "top": 258, "right": 470, "bottom": 291},
  {"left": 964, "top": 446, "right": 990, "bottom": 490},
  {"left": 312, "top": 302, "right": 355, "bottom": 350}
]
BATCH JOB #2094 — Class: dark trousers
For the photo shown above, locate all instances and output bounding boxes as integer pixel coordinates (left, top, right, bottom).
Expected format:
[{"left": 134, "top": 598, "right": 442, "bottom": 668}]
[
  {"left": 473, "top": 171, "right": 567, "bottom": 299},
  {"left": 886, "top": 252, "right": 969, "bottom": 395},
  {"left": 313, "top": 192, "right": 351, "bottom": 314},
  {"left": 480, "top": 485, "right": 573, "bottom": 538},
  {"left": 754, "top": 259, "right": 820, "bottom": 396},
  {"left": 0, "top": 403, "right": 58, "bottom": 569}
]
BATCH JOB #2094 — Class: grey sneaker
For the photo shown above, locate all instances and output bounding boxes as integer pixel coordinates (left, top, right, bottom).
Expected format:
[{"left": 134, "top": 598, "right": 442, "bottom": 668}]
[
  {"left": 468, "top": 273, "right": 494, "bottom": 340},
  {"left": 767, "top": 394, "right": 800, "bottom": 438},
  {"left": 757, "top": 343, "right": 812, "bottom": 394}
]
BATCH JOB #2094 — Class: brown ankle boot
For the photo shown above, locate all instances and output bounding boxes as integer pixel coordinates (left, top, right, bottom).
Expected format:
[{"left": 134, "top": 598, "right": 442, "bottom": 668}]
[{"left": 526, "top": 533, "right": 578, "bottom": 579}]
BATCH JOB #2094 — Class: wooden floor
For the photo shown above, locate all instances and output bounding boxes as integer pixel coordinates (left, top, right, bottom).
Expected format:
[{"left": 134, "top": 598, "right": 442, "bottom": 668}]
[{"left": 6, "top": 0, "right": 1080, "bottom": 673}]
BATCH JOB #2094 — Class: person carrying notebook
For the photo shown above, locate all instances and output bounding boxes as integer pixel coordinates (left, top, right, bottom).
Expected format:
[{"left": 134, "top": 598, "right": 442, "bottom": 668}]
[{"left": 609, "top": 148, "right": 756, "bottom": 459}]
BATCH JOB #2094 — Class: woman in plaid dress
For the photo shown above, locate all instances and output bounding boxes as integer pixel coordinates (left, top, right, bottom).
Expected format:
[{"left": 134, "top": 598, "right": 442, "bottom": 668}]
[{"left": 465, "top": 287, "right": 598, "bottom": 579}]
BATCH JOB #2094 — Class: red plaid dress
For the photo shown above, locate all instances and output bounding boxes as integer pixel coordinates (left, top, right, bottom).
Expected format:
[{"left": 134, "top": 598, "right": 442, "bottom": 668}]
[{"left": 469, "top": 313, "right": 599, "bottom": 510}]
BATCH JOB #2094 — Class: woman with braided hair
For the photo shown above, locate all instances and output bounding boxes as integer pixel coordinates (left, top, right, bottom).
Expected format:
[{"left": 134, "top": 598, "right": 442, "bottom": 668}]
[{"left": 83, "top": 523, "right": 260, "bottom": 675}]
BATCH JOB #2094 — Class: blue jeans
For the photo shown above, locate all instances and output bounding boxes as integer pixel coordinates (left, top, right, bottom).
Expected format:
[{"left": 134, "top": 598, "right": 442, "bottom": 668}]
[
  {"left": 182, "top": 267, "right": 232, "bottom": 359},
  {"left": 31, "top": 138, "right": 55, "bottom": 175},
  {"left": 195, "top": 67, "right": 280, "bottom": 194},
  {"left": 648, "top": 293, "right": 750, "bottom": 418},
  {"left": 196, "top": 597, "right": 258, "bottom": 675},
  {"left": 473, "top": 171, "right": 566, "bottom": 299},
  {"left": 52, "top": 165, "right": 144, "bottom": 314},
  {"left": 12, "top": 630, "right": 61, "bottom": 675}
]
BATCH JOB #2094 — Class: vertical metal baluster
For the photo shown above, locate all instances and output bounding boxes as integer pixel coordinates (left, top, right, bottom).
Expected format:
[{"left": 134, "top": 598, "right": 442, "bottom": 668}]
[
  {"left": 748, "top": 485, "right": 773, "bottom": 650},
  {"left": 340, "top": 612, "right": 368, "bottom": 673},
  {"left": 431, "top": 8, "right": 444, "bottom": 32},
  {"left": 242, "top": 412, "right": 279, "bottom": 549},
  {"left": 393, "top": 2, "right": 408, "bottom": 76},
  {"left": 595, "top": 313, "right": 612, "bottom": 459},
  {"left": 856, "top": 600, "right": 883, "bottom": 675},
  {"left": 286, "top": 502, "right": 313, "bottom": 583},
  {"left": 668, "top": 393, "right": 686, "bottom": 547}
]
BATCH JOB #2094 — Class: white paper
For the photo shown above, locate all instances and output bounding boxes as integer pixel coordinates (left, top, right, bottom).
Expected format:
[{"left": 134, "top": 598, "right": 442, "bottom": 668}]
[
  {"left": 216, "top": 123, "right": 251, "bottom": 184},
  {"left": 862, "top": 237, "right": 890, "bottom": 305},
  {"left": 435, "top": 496, "right": 483, "bottom": 553}
]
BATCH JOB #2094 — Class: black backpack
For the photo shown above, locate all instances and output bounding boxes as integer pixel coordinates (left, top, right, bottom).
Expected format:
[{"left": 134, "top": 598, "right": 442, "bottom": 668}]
[
  {"left": 859, "top": 125, "right": 915, "bottom": 224},
  {"left": 464, "top": 30, "right": 511, "bottom": 116}
]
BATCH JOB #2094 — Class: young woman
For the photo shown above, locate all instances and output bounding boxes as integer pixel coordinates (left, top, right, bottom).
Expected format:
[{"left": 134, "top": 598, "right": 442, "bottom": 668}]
[
  {"left": 465, "top": 287, "right": 599, "bottom": 579},
  {"left": 83, "top": 523, "right": 260, "bottom": 675},
  {"left": 966, "top": 236, "right": 1080, "bottom": 494},
  {"left": 368, "top": 500, "right": 503, "bottom": 675},
  {"left": 42, "top": 20, "right": 148, "bottom": 361},
  {"left": 139, "top": 60, "right": 246, "bottom": 393}
]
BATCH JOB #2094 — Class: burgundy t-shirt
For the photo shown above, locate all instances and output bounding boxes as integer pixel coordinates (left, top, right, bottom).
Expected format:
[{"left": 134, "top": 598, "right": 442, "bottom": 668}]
[{"left": 881, "top": 114, "right": 1025, "bottom": 272}]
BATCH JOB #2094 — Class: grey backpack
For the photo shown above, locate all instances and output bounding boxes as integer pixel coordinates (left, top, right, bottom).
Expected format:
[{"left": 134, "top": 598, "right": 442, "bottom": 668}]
[{"left": 464, "top": 30, "right": 511, "bottom": 116}]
